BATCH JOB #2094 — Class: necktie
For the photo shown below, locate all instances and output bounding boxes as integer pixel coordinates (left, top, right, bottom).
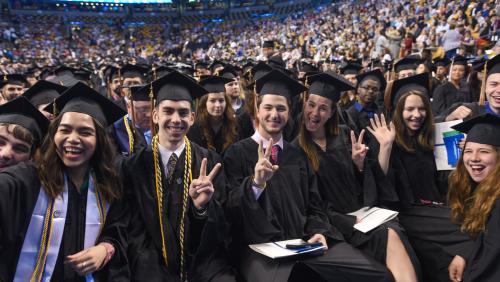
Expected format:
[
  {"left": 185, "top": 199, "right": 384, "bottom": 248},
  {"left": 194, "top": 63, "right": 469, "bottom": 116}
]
[
  {"left": 270, "top": 145, "right": 280, "bottom": 166},
  {"left": 166, "top": 153, "right": 178, "bottom": 185}
]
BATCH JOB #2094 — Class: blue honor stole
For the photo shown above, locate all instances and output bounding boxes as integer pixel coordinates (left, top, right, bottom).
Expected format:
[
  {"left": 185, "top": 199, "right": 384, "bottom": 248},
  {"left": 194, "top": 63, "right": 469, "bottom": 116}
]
[{"left": 14, "top": 173, "right": 108, "bottom": 282}]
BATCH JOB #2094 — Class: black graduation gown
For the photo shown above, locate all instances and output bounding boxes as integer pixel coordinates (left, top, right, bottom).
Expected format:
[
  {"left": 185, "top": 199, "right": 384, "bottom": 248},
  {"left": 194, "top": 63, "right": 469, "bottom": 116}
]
[
  {"left": 107, "top": 117, "right": 148, "bottom": 157},
  {"left": 236, "top": 110, "right": 254, "bottom": 140},
  {"left": 187, "top": 121, "right": 239, "bottom": 155},
  {"left": 345, "top": 101, "right": 383, "bottom": 157},
  {"left": 223, "top": 138, "right": 393, "bottom": 282},
  {"left": 119, "top": 144, "right": 234, "bottom": 282},
  {"left": 0, "top": 162, "right": 129, "bottom": 282},
  {"left": 431, "top": 81, "right": 469, "bottom": 116},
  {"left": 292, "top": 129, "right": 420, "bottom": 269},
  {"left": 464, "top": 199, "right": 500, "bottom": 282},
  {"left": 435, "top": 101, "right": 493, "bottom": 122}
]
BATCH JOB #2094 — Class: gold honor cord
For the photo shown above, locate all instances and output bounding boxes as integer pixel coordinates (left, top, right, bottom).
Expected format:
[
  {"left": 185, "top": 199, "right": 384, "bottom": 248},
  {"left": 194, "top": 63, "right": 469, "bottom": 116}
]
[
  {"left": 30, "top": 181, "right": 106, "bottom": 281},
  {"left": 123, "top": 116, "right": 135, "bottom": 154},
  {"left": 152, "top": 135, "right": 192, "bottom": 281},
  {"left": 30, "top": 199, "right": 55, "bottom": 282}
]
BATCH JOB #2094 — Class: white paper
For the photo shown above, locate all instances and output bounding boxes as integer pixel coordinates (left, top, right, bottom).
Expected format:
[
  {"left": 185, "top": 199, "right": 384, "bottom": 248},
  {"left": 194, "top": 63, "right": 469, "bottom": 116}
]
[
  {"left": 434, "top": 120, "right": 465, "bottom": 171},
  {"left": 348, "top": 207, "right": 398, "bottom": 233},
  {"left": 249, "top": 238, "right": 326, "bottom": 259}
]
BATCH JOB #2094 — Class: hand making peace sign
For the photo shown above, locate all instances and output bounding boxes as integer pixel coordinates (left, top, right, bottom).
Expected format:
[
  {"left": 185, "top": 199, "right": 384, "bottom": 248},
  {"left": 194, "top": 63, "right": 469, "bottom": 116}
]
[
  {"left": 189, "top": 158, "right": 221, "bottom": 210},
  {"left": 351, "top": 129, "right": 369, "bottom": 172},
  {"left": 253, "top": 138, "right": 279, "bottom": 187}
]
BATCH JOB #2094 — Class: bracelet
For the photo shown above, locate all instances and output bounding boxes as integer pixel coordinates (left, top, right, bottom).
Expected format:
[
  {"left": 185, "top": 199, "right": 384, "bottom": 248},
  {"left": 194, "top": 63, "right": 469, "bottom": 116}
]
[{"left": 195, "top": 206, "right": 208, "bottom": 217}]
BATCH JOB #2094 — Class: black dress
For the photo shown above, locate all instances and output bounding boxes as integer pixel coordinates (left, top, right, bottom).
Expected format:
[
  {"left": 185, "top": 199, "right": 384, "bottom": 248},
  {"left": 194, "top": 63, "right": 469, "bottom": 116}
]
[
  {"left": 0, "top": 162, "right": 129, "bottom": 282},
  {"left": 119, "top": 144, "right": 235, "bottom": 282},
  {"left": 223, "top": 138, "right": 394, "bottom": 282},
  {"left": 187, "top": 121, "right": 239, "bottom": 155}
]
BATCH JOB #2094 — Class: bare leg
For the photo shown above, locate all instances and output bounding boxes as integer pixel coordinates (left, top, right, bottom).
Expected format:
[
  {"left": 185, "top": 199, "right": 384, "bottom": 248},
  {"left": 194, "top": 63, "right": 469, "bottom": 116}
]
[{"left": 386, "top": 228, "right": 418, "bottom": 282}]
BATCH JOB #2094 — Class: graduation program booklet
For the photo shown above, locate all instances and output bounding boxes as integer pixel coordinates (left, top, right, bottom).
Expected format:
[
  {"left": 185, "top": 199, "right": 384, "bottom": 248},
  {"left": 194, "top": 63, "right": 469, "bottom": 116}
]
[
  {"left": 249, "top": 239, "right": 327, "bottom": 259},
  {"left": 348, "top": 207, "right": 398, "bottom": 233}
]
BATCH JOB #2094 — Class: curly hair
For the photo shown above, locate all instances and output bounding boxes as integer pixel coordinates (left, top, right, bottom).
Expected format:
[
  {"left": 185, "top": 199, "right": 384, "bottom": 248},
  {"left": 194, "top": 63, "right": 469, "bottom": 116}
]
[
  {"left": 392, "top": 91, "right": 435, "bottom": 153},
  {"left": 448, "top": 146, "right": 500, "bottom": 238},
  {"left": 0, "top": 123, "right": 35, "bottom": 155},
  {"left": 195, "top": 93, "right": 238, "bottom": 152},
  {"left": 34, "top": 114, "right": 121, "bottom": 202}
]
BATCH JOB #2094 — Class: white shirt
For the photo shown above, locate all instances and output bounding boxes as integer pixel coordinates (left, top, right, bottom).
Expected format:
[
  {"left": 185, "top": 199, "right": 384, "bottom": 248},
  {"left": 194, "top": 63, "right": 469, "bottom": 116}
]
[
  {"left": 250, "top": 131, "right": 284, "bottom": 200},
  {"left": 158, "top": 141, "right": 186, "bottom": 177}
]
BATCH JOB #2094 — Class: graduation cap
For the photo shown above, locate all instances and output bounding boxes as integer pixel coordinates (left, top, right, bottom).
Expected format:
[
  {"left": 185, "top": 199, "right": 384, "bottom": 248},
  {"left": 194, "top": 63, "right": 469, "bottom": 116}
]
[
  {"left": 195, "top": 61, "right": 209, "bottom": 70},
  {"left": 307, "top": 71, "right": 355, "bottom": 102},
  {"left": 219, "top": 65, "right": 239, "bottom": 80},
  {"left": 394, "top": 57, "right": 421, "bottom": 73},
  {"left": 120, "top": 64, "right": 148, "bottom": 79},
  {"left": 389, "top": 72, "right": 430, "bottom": 108},
  {"left": 262, "top": 40, "right": 275, "bottom": 48},
  {"left": 267, "top": 55, "right": 286, "bottom": 70},
  {"left": 340, "top": 63, "right": 363, "bottom": 75},
  {"left": 451, "top": 114, "right": 500, "bottom": 146},
  {"left": 471, "top": 57, "right": 487, "bottom": 72},
  {"left": 53, "top": 66, "right": 91, "bottom": 81},
  {"left": 450, "top": 55, "right": 468, "bottom": 66},
  {"left": 0, "top": 74, "right": 28, "bottom": 88},
  {"left": 22, "top": 80, "right": 67, "bottom": 108},
  {"left": 209, "top": 60, "right": 226, "bottom": 73},
  {"left": 356, "top": 69, "right": 387, "bottom": 91},
  {"left": 150, "top": 71, "right": 207, "bottom": 105},
  {"left": 486, "top": 54, "right": 500, "bottom": 75},
  {"left": 250, "top": 62, "right": 274, "bottom": 81},
  {"left": 104, "top": 65, "right": 120, "bottom": 82},
  {"left": 0, "top": 96, "right": 49, "bottom": 143},
  {"left": 173, "top": 63, "right": 195, "bottom": 77},
  {"left": 153, "top": 65, "right": 175, "bottom": 79},
  {"left": 127, "top": 85, "right": 150, "bottom": 101},
  {"left": 255, "top": 69, "right": 307, "bottom": 100},
  {"left": 369, "top": 59, "right": 383, "bottom": 70},
  {"left": 44, "top": 82, "right": 127, "bottom": 127},
  {"left": 199, "top": 76, "right": 233, "bottom": 93},
  {"left": 298, "top": 61, "right": 319, "bottom": 73},
  {"left": 48, "top": 74, "right": 80, "bottom": 87},
  {"left": 433, "top": 58, "right": 451, "bottom": 68}
]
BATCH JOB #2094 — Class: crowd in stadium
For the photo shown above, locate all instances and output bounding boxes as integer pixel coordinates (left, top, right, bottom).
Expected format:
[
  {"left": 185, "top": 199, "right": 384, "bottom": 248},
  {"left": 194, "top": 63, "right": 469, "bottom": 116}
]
[{"left": 0, "top": 0, "right": 499, "bottom": 282}]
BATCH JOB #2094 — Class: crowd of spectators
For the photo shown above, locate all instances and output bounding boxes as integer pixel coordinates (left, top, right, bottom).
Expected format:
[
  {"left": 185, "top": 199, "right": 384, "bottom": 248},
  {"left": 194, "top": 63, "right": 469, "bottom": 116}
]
[{"left": 1, "top": 0, "right": 500, "bottom": 74}]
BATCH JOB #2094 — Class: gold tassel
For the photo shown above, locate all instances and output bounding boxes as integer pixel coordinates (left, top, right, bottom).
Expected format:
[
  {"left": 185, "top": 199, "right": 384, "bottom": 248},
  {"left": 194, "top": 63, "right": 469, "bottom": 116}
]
[{"left": 479, "top": 61, "right": 488, "bottom": 106}]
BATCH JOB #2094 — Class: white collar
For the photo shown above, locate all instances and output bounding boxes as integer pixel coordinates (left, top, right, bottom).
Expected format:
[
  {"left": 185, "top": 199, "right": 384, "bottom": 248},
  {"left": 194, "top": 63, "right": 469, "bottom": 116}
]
[
  {"left": 158, "top": 141, "right": 186, "bottom": 165},
  {"left": 251, "top": 130, "right": 284, "bottom": 150}
]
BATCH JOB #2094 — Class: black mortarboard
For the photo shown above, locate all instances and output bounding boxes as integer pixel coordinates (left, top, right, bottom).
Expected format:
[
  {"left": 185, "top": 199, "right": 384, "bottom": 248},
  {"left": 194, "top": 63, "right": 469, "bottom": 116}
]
[
  {"left": 262, "top": 40, "right": 275, "bottom": 48},
  {"left": 219, "top": 65, "right": 239, "bottom": 80},
  {"left": 340, "top": 63, "right": 363, "bottom": 75},
  {"left": 471, "top": 57, "right": 487, "bottom": 72},
  {"left": 434, "top": 58, "right": 451, "bottom": 68},
  {"left": 486, "top": 54, "right": 500, "bottom": 75},
  {"left": 390, "top": 72, "right": 430, "bottom": 107},
  {"left": 298, "top": 61, "right": 319, "bottom": 73},
  {"left": 450, "top": 55, "right": 468, "bottom": 66},
  {"left": 356, "top": 69, "right": 387, "bottom": 91},
  {"left": 44, "top": 82, "right": 126, "bottom": 127},
  {"left": 451, "top": 113, "right": 500, "bottom": 146},
  {"left": 209, "top": 60, "right": 226, "bottom": 73},
  {"left": 195, "top": 61, "right": 209, "bottom": 70},
  {"left": 128, "top": 85, "right": 150, "bottom": 101},
  {"left": 54, "top": 66, "right": 91, "bottom": 81},
  {"left": 48, "top": 74, "right": 80, "bottom": 87},
  {"left": 0, "top": 96, "right": 49, "bottom": 143},
  {"left": 104, "top": 65, "right": 120, "bottom": 81},
  {"left": 173, "top": 63, "right": 195, "bottom": 77},
  {"left": 250, "top": 62, "right": 274, "bottom": 81},
  {"left": 0, "top": 74, "right": 28, "bottom": 88},
  {"left": 151, "top": 71, "right": 207, "bottom": 105},
  {"left": 153, "top": 65, "right": 175, "bottom": 79},
  {"left": 199, "top": 76, "right": 233, "bottom": 93},
  {"left": 267, "top": 55, "right": 286, "bottom": 70},
  {"left": 394, "top": 57, "right": 420, "bottom": 72},
  {"left": 256, "top": 69, "right": 307, "bottom": 100},
  {"left": 22, "top": 80, "right": 67, "bottom": 108},
  {"left": 120, "top": 64, "right": 148, "bottom": 79},
  {"left": 307, "top": 71, "right": 355, "bottom": 102}
]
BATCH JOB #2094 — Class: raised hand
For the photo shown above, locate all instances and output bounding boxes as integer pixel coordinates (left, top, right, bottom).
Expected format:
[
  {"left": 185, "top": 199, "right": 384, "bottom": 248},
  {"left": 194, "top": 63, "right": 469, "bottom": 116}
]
[
  {"left": 189, "top": 158, "right": 221, "bottom": 210},
  {"left": 351, "top": 129, "right": 369, "bottom": 172},
  {"left": 253, "top": 138, "right": 279, "bottom": 187},
  {"left": 367, "top": 113, "right": 396, "bottom": 147},
  {"left": 445, "top": 106, "right": 472, "bottom": 121}
]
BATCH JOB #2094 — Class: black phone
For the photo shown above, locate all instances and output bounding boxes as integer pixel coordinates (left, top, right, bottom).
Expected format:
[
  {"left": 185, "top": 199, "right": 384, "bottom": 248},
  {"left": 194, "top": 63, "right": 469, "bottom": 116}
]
[{"left": 285, "top": 242, "right": 323, "bottom": 250}]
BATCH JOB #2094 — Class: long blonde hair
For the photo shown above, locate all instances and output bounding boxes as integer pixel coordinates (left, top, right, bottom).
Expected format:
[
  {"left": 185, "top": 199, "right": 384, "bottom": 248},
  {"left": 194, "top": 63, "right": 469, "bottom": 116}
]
[{"left": 448, "top": 146, "right": 500, "bottom": 238}]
